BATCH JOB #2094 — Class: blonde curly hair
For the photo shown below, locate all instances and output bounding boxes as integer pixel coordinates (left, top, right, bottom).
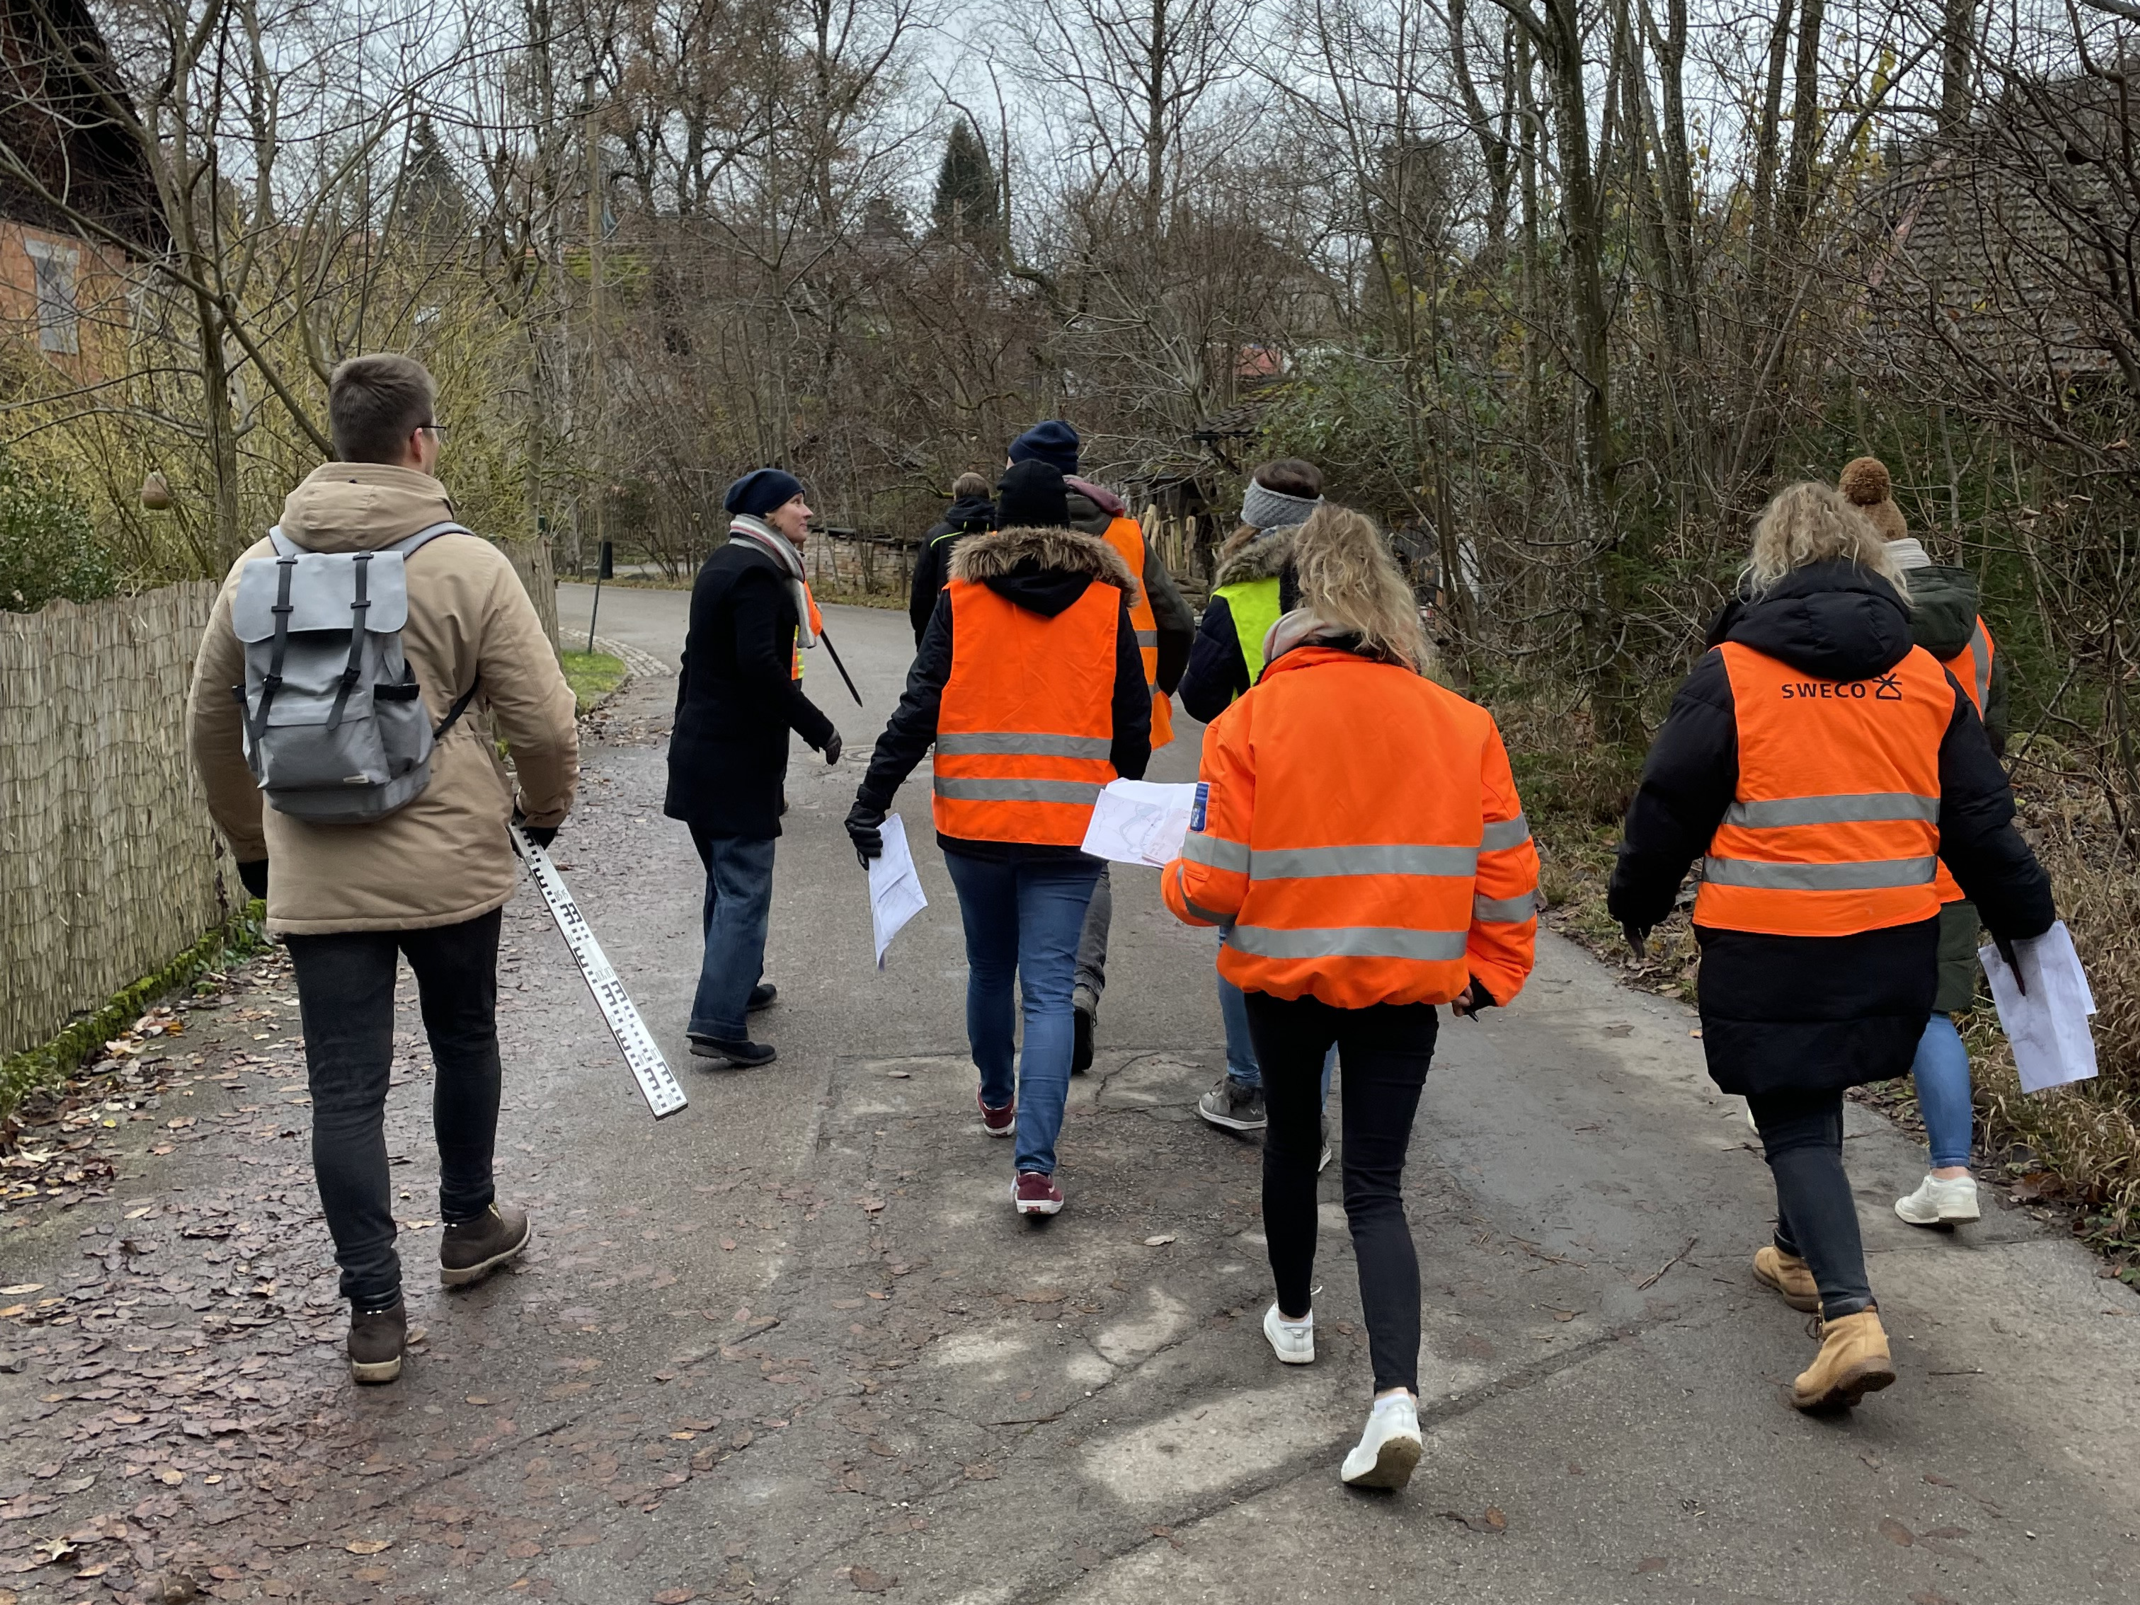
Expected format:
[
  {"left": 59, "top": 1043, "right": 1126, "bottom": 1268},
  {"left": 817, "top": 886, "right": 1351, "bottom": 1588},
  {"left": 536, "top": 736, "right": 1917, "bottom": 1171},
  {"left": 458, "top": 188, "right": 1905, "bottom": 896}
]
[
  {"left": 1745, "top": 480, "right": 1911, "bottom": 603},
  {"left": 1291, "top": 504, "right": 1433, "bottom": 671}
]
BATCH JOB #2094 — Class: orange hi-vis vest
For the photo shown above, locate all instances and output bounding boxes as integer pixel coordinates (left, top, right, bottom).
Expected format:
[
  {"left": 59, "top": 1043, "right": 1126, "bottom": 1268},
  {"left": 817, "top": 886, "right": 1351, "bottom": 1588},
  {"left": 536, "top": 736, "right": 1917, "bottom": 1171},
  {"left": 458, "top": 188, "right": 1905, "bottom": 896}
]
[
  {"left": 1693, "top": 642, "right": 1953, "bottom": 938},
  {"left": 1161, "top": 645, "right": 1539, "bottom": 1009},
  {"left": 1932, "top": 615, "right": 1996, "bottom": 903},
  {"left": 1098, "top": 515, "right": 1174, "bottom": 750},
  {"left": 932, "top": 576, "right": 1120, "bottom": 846}
]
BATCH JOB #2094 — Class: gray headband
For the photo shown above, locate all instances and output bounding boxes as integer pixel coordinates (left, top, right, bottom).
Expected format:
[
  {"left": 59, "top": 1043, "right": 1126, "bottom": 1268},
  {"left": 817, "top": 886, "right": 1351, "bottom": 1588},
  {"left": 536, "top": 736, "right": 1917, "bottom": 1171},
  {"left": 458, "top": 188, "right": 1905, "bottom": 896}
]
[{"left": 1242, "top": 480, "right": 1321, "bottom": 533}]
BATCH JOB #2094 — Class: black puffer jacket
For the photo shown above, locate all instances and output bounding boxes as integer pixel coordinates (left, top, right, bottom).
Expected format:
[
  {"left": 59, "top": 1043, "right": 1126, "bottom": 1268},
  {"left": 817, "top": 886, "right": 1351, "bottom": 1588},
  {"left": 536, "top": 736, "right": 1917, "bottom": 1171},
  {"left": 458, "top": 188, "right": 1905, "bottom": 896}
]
[
  {"left": 665, "top": 543, "right": 836, "bottom": 839},
  {"left": 856, "top": 525, "right": 1152, "bottom": 863},
  {"left": 908, "top": 493, "right": 996, "bottom": 647},
  {"left": 1608, "top": 562, "right": 2054, "bottom": 1095}
]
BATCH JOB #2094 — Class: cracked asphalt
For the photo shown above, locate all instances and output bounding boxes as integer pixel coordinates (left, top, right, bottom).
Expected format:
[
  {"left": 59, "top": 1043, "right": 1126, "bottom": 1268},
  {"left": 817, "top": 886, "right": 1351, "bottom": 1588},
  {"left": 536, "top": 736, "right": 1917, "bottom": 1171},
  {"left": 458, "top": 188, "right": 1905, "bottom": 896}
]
[{"left": 2, "top": 585, "right": 2136, "bottom": 1605}]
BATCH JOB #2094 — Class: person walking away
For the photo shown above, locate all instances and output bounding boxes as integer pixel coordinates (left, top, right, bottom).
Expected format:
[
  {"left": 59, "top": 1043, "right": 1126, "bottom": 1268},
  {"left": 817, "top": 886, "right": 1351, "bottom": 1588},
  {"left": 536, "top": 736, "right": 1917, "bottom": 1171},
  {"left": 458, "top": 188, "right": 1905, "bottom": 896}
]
[
  {"left": 1608, "top": 482, "right": 2052, "bottom": 1411},
  {"left": 1176, "top": 460, "right": 1334, "bottom": 1137},
  {"left": 665, "top": 470, "right": 843, "bottom": 1067},
  {"left": 1162, "top": 505, "right": 1538, "bottom": 1487},
  {"left": 1000, "top": 421, "right": 1195, "bottom": 1070},
  {"left": 1840, "top": 457, "right": 2010, "bottom": 1226},
  {"left": 909, "top": 472, "right": 996, "bottom": 648},
  {"left": 187, "top": 354, "right": 579, "bottom": 1385},
  {"left": 845, "top": 460, "right": 1151, "bottom": 1217}
]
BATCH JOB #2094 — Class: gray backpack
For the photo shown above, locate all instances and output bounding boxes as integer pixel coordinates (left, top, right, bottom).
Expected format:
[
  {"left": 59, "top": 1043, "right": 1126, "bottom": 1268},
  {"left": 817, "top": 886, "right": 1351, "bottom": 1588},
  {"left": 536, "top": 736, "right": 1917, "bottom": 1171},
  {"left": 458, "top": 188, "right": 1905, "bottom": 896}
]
[{"left": 230, "top": 523, "right": 482, "bottom": 822}]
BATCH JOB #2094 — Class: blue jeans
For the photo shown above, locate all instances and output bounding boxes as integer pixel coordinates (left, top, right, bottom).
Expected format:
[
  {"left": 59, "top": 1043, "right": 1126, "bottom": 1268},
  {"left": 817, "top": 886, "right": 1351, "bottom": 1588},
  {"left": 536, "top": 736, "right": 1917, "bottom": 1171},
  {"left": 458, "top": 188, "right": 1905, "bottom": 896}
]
[
  {"left": 943, "top": 851, "right": 1102, "bottom": 1176},
  {"left": 688, "top": 829, "right": 776, "bottom": 1040},
  {"left": 1911, "top": 1013, "right": 1974, "bottom": 1170},
  {"left": 1219, "top": 969, "right": 1335, "bottom": 1102}
]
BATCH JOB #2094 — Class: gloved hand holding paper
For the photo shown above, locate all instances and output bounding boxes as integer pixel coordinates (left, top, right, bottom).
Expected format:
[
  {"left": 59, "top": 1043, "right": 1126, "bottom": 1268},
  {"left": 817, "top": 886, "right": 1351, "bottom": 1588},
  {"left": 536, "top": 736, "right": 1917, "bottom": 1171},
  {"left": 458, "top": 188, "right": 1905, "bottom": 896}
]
[
  {"left": 1080, "top": 779, "right": 1200, "bottom": 868},
  {"left": 867, "top": 813, "right": 928, "bottom": 968},
  {"left": 1978, "top": 921, "right": 2097, "bottom": 1094}
]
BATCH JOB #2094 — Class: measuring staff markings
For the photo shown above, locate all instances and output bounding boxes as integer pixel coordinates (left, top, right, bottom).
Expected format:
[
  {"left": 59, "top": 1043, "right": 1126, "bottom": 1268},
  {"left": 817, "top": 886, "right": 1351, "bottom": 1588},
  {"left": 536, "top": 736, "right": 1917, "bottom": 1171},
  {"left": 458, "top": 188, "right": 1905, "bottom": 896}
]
[{"left": 510, "top": 824, "right": 688, "bottom": 1119}]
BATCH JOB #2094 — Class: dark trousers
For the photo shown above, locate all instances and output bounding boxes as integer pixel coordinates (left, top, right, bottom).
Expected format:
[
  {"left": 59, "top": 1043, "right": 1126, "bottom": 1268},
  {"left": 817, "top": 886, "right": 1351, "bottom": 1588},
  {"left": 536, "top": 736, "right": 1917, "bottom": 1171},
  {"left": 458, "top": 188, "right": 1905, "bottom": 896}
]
[
  {"left": 1751, "top": 1089, "right": 1876, "bottom": 1320},
  {"left": 285, "top": 909, "right": 504, "bottom": 1309},
  {"left": 687, "top": 827, "right": 776, "bottom": 1040},
  {"left": 1244, "top": 991, "right": 1439, "bottom": 1395}
]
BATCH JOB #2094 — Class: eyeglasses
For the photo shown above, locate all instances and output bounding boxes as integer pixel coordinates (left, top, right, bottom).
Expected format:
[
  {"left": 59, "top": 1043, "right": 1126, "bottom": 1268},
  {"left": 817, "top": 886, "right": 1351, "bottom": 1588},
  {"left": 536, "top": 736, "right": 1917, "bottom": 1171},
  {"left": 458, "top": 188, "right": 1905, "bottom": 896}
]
[{"left": 416, "top": 423, "right": 449, "bottom": 436}]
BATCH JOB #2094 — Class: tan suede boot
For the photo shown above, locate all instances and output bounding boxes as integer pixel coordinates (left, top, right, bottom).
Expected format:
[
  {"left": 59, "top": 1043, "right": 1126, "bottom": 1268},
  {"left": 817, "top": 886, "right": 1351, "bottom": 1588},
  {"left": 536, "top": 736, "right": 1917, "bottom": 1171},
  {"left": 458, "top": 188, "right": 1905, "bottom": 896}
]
[
  {"left": 1752, "top": 1245, "right": 1822, "bottom": 1313},
  {"left": 1791, "top": 1309, "right": 1896, "bottom": 1410}
]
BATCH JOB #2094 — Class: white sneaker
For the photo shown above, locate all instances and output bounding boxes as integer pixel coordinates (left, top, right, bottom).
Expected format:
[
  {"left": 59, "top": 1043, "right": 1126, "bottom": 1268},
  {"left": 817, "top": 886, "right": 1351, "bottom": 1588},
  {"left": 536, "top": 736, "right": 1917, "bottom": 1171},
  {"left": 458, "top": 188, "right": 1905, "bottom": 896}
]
[
  {"left": 1341, "top": 1394, "right": 1423, "bottom": 1488},
  {"left": 1895, "top": 1173, "right": 1981, "bottom": 1225},
  {"left": 1263, "top": 1303, "right": 1315, "bottom": 1364}
]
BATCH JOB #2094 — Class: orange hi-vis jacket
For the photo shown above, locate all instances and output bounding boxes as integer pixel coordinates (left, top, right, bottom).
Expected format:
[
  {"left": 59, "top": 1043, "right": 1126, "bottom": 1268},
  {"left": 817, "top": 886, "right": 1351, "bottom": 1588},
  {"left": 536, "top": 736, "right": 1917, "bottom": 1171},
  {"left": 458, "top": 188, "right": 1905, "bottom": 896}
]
[
  {"left": 932, "top": 575, "right": 1120, "bottom": 847},
  {"left": 1161, "top": 645, "right": 1539, "bottom": 1009},
  {"left": 1932, "top": 616, "right": 1995, "bottom": 903},
  {"left": 1098, "top": 515, "right": 1174, "bottom": 750},
  {"left": 1694, "top": 641, "right": 1953, "bottom": 938}
]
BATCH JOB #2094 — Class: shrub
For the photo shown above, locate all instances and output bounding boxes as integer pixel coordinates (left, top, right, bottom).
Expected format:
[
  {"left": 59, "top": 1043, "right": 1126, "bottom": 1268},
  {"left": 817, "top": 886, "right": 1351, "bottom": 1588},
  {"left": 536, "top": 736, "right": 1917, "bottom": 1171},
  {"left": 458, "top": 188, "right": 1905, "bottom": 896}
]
[{"left": 0, "top": 456, "right": 115, "bottom": 612}]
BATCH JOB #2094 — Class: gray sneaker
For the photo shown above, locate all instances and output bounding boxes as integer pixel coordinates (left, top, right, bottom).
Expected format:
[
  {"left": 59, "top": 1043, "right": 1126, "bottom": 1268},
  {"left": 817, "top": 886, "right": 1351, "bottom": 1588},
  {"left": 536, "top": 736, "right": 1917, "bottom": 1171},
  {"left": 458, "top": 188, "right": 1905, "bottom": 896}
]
[{"left": 1197, "top": 1077, "right": 1267, "bottom": 1132}]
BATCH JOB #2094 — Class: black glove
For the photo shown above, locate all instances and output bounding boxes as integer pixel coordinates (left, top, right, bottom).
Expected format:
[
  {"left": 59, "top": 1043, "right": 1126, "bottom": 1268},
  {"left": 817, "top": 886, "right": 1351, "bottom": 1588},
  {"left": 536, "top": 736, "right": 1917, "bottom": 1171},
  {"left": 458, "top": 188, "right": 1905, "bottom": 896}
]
[
  {"left": 1993, "top": 931, "right": 2025, "bottom": 996},
  {"left": 822, "top": 731, "right": 843, "bottom": 765},
  {"left": 512, "top": 808, "right": 559, "bottom": 850},
  {"left": 1621, "top": 921, "right": 1652, "bottom": 962},
  {"left": 1452, "top": 976, "right": 1498, "bottom": 1019},
  {"left": 237, "top": 859, "right": 268, "bottom": 901},
  {"left": 845, "top": 801, "right": 885, "bottom": 865}
]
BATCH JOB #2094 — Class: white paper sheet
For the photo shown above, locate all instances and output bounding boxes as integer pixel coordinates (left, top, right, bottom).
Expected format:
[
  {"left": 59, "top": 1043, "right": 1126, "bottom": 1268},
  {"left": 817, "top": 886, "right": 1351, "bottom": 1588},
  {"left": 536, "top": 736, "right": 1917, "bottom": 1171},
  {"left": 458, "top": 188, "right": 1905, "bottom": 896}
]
[
  {"left": 1079, "top": 779, "right": 1201, "bottom": 868},
  {"left": 1979, "top": 920, "right": 2098, "bottom": 1094},
  {"left": 868, "top": 813, "right": 929, "bottom": 968}
]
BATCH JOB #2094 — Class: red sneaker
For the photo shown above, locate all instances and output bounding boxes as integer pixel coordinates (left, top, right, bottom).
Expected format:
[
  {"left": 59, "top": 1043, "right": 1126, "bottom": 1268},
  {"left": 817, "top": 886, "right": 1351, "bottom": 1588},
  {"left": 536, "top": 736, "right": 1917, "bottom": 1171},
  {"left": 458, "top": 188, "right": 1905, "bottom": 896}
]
[
  {"left": 1012, "top": 1171, "right": 1064, "bottom": 1216},
  {"left": 978, "top": 1092, "right": 1015, "bottom": 1138}
]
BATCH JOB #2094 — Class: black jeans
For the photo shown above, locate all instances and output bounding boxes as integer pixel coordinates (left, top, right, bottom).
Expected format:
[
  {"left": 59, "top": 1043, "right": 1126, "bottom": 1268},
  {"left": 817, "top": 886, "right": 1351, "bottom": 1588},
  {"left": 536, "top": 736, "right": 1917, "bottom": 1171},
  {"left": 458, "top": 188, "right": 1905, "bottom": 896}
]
[
  {"left": 285, "top": 909, "right": 504, "bottom": 1309},
  {"left": 1749, "top": 1089, "right": 1875, "bottom": 1320},
  {"left": 1244, "top": 991, "right": 1439, "bottom": 1395}
]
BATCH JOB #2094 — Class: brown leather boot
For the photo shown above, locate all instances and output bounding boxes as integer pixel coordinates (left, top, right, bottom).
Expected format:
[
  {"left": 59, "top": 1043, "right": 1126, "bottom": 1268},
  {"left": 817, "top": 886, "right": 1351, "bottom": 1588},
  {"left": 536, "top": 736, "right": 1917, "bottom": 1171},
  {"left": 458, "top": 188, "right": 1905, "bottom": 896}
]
[
  {"left": 1791, "top": 1309, "right": 1896, "bottom": 1410},
  {"left": 1752, "top": 1245, "right": 1821, "bottom": 1313},
  {"left": 348, "top": 1299, "right": 406, "bottom": 1384},
  {"left": 440, "top": 1202, "right": 531, "bottom": 1288}
]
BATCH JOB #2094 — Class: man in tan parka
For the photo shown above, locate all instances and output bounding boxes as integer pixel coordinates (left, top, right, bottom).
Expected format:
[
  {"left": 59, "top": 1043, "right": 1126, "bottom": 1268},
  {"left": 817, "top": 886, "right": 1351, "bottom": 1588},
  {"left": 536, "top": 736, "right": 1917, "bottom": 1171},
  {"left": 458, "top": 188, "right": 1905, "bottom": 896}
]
[{"left": 188, "top": 354, "right": 578, "bottom": 1384}]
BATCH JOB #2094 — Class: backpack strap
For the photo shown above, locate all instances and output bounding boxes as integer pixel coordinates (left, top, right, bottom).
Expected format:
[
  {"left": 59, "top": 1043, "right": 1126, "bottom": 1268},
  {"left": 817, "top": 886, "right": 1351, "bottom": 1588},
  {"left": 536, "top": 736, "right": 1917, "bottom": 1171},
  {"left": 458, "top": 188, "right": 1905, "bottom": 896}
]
[
  {"left": 248, "top": 550, "right": 299, "bottom": 747},
  {"left": 390, "top": 520, "right": 476, "bottom": 557},
  {"left": 433, "top": 673, "right": 482, "bottom": 741},
  {"left": 267, "top": 526, "right": 301, "bottom": 558},
  {"left": 324, "top": 551, "right": 374, "bottom": 732}
]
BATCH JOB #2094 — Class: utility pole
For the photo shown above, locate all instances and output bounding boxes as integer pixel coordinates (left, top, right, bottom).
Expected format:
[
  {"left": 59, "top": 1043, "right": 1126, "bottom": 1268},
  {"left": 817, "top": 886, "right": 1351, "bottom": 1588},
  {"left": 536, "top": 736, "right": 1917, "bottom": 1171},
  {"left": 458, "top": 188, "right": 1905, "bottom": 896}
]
[{"left": 583, "top": 74, "right": 605, "bottom": 589}]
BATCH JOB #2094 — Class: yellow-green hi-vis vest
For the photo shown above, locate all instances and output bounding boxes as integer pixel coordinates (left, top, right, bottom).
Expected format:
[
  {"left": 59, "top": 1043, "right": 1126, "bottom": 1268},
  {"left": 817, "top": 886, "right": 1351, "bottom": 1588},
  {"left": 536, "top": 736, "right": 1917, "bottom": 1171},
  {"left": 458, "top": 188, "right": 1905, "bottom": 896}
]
[{"left": 1212, "top": 575, "right": 1283, "bottom": 693}]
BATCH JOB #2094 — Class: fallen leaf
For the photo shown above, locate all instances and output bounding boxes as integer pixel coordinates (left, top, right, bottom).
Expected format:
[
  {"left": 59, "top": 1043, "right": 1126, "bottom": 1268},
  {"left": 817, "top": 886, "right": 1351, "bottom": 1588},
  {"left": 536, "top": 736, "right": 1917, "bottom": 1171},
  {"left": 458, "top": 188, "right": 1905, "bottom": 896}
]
[
  {"left": 1483, "top": 1508, "right": 1507, "bottom": 1531},
  {"left": 1878, "top": 1518, "right": 1915, "bottom": 1547},
  {"left": 505, "top": 1540, "right": 541, "bottom": 1560},
  {"left": 345, "top": 1540, "right": 390, "bottom": 1555},
  {"left": 1143, "top": 1235, "right": 1176, "bottom": 1247},
  {"left": 859, "top": 1199, "right": 886, "bottom": 1214},
  {"left": 1633, "top": 1557, "right": 1666, "bottom": 1574},
  {"left": 850, "top": 1566, "right": 894, "bottom": 1593},
  {"left": 0, "top": 1285, "right": 42, "bottom": 1296},
  {"left": 653, "top": 1591, "right": 698, "bottom": 1604}
]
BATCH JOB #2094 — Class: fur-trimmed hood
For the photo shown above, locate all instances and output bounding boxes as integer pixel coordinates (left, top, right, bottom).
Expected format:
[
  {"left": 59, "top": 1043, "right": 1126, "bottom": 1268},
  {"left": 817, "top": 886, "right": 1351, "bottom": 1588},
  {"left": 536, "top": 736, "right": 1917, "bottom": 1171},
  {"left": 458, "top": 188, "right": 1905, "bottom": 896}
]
[
  {"left": 950, "top": 525, "right": 1137, "bottom": 619},
  {"left": 1211, "top": 525, "right": 1298, "bottom": 589}
]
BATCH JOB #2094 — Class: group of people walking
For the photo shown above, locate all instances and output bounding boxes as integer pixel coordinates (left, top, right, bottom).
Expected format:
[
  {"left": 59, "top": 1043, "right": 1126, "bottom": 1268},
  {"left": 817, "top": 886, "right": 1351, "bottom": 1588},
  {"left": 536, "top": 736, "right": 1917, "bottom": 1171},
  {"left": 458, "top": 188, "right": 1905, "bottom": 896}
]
[{"left": 184, "top": 355, "right": 2055, "bottom": 1494}]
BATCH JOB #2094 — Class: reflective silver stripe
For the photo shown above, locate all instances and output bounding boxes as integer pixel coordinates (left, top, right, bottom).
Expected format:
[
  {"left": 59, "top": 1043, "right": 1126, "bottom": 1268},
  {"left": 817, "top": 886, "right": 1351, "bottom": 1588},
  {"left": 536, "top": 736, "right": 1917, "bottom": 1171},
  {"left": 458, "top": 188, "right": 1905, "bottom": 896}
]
[
  {"left": 1969, "top": 623, "right": 1991, "bottom": 709},
  {"left": 1724, "top": 792, "right": 1939, "bottom": 829},
  {"left": 1134, "top": 630, "right": 1159, "bottom": 647},
  {"left": 1251, "top": 844, "right": 1478, "bottom": 879},
  {"left": 936, "top": 731, "right": 1112, "bottom": 760},
  {"left": 1473, "top": 890, "right": 1538, "bottom": 924},
  {"left": 1700, "top": 856, "right": 1937, "bottom": 891},
  {"left": 1182, "top": 832, "right": 1250, "bottom": 873},
  {"left": 1480, "top": 814, "right": 1530, "bottom": 851},
  {"left": 934, "top": 777, "right": 1103, "bottom": 805},
  {"left": 1225, "top": 924, "right": 1469, "bottom": 961},
  {"left": 1174, "top": 862, "right": 1234, "bottom": 927}
]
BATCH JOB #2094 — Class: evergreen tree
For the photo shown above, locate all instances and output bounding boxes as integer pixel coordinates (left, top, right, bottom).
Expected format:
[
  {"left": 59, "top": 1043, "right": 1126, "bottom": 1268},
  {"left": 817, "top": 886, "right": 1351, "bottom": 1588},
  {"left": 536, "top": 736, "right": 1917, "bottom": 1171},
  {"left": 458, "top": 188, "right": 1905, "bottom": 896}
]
[
  {"left": 929, "top": 120, "right": 999, "bottom": 243},
  {"left": 400, "top": 114, "right": 466, "bottom": 240}
]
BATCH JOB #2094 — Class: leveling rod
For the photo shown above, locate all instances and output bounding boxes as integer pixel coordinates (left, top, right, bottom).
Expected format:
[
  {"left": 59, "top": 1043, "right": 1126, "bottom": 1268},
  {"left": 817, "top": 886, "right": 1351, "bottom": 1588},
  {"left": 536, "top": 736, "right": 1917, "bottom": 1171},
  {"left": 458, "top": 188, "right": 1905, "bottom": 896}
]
[{"left": 510, "top": 824, "right": 688, "bottom": 1119}]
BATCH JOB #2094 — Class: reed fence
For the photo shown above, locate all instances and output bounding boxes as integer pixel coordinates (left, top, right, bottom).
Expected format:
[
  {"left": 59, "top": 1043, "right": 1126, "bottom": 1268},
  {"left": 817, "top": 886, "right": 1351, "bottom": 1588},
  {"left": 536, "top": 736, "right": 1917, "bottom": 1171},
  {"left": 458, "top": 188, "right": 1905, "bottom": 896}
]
[{"left": 2, "top": 583, "right": 240, "bottom": 1060}]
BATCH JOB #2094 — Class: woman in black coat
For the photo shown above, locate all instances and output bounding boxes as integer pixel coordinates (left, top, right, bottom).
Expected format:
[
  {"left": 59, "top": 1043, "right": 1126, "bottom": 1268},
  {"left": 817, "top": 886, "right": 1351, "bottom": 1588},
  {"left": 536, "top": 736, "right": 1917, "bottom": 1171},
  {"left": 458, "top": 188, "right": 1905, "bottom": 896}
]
[
  {"left": 1608, "top": 482, "right": 2054, "bottom": 1411},
  {"left": 665, "top": 469, "right": 841, "bottom": 1066}
]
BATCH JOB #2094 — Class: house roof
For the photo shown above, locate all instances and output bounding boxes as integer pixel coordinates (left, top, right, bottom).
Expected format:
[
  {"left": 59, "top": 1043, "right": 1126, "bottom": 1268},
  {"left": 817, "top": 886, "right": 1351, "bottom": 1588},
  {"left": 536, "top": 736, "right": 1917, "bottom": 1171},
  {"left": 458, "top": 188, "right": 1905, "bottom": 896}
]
[{"left": 0, "top": 0, "right": 167, "bottom": 254}]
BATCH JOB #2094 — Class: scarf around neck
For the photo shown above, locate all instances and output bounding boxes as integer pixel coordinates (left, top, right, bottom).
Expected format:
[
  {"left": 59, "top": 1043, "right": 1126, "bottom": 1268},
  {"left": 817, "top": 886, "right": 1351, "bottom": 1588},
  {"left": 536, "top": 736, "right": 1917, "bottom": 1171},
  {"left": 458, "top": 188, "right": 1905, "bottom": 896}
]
[{"left": 729, "top": 514, "right": 821, "bottom": 648}]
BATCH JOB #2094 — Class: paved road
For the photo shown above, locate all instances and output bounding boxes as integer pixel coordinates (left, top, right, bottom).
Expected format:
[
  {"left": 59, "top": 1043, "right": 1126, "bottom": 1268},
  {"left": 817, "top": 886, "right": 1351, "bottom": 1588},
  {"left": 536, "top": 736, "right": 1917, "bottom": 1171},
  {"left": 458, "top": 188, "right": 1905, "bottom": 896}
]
[{"left": 3, "top": 593, "right": 2135, "bottom": 1604}]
